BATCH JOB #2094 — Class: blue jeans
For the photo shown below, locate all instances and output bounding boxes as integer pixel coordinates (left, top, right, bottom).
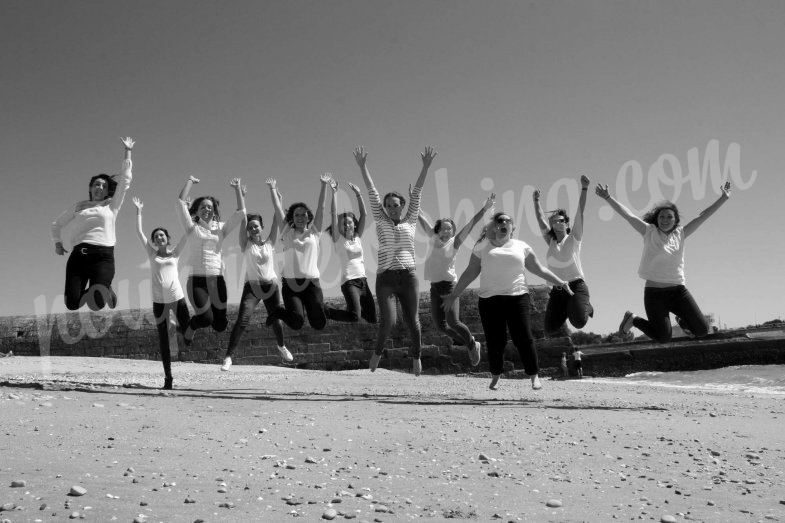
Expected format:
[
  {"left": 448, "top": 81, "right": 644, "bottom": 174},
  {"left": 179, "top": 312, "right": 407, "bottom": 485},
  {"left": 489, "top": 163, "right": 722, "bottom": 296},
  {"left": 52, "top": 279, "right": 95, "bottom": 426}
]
[
  {"left": 544, "top": 278, "right": 593, "bottom": 333},
  {"left": 374, "top": 269, "right": 421, "bottom": 357},
  {"left": 325, "top": 277, "right": 377, "bottom": 323},
  {"left": 633, "top": 285, "right": 709, "bottom": 343},
  {"left": 478, "top": 293, "right": 538, "bottom": 376},
  {"left": 226, "top": 280, "right": 285, "bottom": 357},
  {"left": 430, "top": 281, "right": 473, "bottom": 347},
  {"left": 153, "top": 299, "right": 190, "bottom": 379}
]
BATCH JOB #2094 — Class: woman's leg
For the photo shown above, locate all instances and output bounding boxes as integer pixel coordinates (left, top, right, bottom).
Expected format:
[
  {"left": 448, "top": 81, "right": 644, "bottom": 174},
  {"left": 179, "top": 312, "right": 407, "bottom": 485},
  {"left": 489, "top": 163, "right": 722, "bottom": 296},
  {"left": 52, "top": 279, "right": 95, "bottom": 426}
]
[
  {"left": 478, "top": 296, "right": 508, "bottom": 376},
  {"left": 373, "top": 271, "right": 397, "bottom": 355},
  {"left": 279, "top": 279, "right": 306, "bottom": 330},
  {"left": 187, "top": 276, "right": 214, "bottom": 331},
  {"left": 226, "top": 282, "right": 260, "bottom": 358},
  {"left": 153, "top": 302, "right": 172, "bottom": 380},
  {"left": 261, "top": 282, "right": 286, "bottom": 347},
  {"left": 396, "top": 270, "right": 422, "bottom": 359},
  {"left": 209, "top": 276, "right": 229, "bottom": 332},
  {"left": 566, "top": 279, "right": 593, "bottom": 330},
  {"left": 301, "top": 279, "right": 327, "bottom": 330},
  {"left": 325, "top": 280, "right": 361, "bottom": 322},
  {"left": 544, "top": 287, "right": 569, "bottom": 334},
  {"left": 85, "top": 247, "right": 116, "bottom": 310},
  {"left": 633, "top": 287, "right": 673, "bottom": 342},
  {"left": 440, "top": 285, "right": 474, "bottom": 347},
  {"left": 506, "top": 294, "right": 539, "bottom": 376},
  {"left": 173, "top": 298, "right": 191, "bottom": 336},
  {"left": 670, "top": 286, "right": 710, "bottom": 337},
  {"left": 64, "top": 250, "right": 88, "bottom": 311},
  {"left": 429, "top": 282, "right": 451, "bottom": 337},
  {"left": 358, "top": 278, "right": 378, "bottom": 323}
]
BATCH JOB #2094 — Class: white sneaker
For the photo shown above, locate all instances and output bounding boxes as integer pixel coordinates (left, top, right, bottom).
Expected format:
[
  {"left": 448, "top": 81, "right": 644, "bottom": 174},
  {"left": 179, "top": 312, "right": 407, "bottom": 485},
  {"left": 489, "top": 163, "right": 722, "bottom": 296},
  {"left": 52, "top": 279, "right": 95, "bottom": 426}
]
[
  {"left": 468, "top": 340, "right": 481, "bottom": 366},
  {"left": 531, "top": 375, "right": 542, "bottom": 390},
  {"left": 277, "top": 345, "right": 294, "bottom": 362},
  {"left": 619, "top": 311, "right": 634, "bottom": 335},
  {"left": 412, "top": 358, "right": 422, "bottom": 377},
  {"left": 220, "top": 357, "right": 232, "bottom": 371}
]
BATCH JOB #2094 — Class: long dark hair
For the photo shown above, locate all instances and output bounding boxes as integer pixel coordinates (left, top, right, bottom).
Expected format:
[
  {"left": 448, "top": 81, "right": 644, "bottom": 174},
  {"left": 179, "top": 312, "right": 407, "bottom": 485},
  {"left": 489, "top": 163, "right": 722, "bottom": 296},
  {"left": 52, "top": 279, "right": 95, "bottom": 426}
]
[
  {"left": 434, "top": 218, "right": 456, "bottom": 235},
  {"left": 88, "top": 174, "right": 117, "bottom": 201},
  {"left": 383, "top": 191, "right": 406, "bottom": 209},
  {"left": 189, "top": 196, "right": 221, "bottom": 224},
  {"left": 285, "top": 202, "right": 314, "bottom": 227},
  {"left": 546, "top": 208, "right": 571, "bottom": 242},
  {"left": 326, "top": 211, "right": 359, "bottom": 239},
  {"left": 642, "top": 201, "right": 680, "bottom": 230}
]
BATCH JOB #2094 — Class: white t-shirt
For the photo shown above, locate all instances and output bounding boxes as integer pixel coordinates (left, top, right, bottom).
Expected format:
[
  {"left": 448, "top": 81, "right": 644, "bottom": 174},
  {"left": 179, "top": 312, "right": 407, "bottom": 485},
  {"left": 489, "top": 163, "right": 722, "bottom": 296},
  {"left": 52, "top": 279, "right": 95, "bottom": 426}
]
[
  {"left": 281, "top": 224, "right": 321, "bottom": 279},
  {"left": 244, "top": 241, "right": 277, "bottom": 283},
  {"left": 178, "top": 200, "right": 244, "bottom": 277},
  {"left": 473, "top": 238, "right": 533, "bottom": 298},
  {"left": 424, "top": 237, "right": 457, "bottom": 283},
  {"left": 148, "top": 252, "right": 185, "bottom": 304},
  {"left": 541, "top": 230, "right": 584, "bottom": 282},
  {"left": 638, "top": 224, "right": 686, "bottom": 285},
  {"left": 334, "top": 236, "right": 366, "bottom": 283}
]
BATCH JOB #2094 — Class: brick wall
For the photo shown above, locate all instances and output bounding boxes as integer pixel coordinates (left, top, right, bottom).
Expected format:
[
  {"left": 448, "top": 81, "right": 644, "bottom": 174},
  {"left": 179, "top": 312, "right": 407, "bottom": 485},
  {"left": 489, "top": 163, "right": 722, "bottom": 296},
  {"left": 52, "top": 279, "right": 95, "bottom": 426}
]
[{"left": 1, "top": 286, "right": 575, "bottom": 376}]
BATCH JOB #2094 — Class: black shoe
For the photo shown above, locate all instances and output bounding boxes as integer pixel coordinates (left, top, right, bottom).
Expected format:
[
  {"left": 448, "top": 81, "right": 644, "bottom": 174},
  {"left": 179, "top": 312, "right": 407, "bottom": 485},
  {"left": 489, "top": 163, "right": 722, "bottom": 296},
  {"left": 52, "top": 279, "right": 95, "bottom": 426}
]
[{"left": 163, "top": 377, "right": 173, "bottom": 390}]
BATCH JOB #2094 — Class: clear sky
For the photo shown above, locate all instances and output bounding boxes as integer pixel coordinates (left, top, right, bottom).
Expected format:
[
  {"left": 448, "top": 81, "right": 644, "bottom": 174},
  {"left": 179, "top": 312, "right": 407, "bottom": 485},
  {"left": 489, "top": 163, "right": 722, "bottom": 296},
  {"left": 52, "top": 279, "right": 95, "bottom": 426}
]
[{"left": 2, "top": 0, "right": 783, "bottom": 335}]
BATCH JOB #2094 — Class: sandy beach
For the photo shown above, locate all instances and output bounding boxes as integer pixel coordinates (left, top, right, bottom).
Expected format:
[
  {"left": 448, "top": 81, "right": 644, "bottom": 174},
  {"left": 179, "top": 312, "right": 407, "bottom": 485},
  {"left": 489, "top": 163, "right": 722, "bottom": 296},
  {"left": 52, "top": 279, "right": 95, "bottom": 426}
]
[{"left": 0, "top": 356, "right": 783, "bottom": 522}]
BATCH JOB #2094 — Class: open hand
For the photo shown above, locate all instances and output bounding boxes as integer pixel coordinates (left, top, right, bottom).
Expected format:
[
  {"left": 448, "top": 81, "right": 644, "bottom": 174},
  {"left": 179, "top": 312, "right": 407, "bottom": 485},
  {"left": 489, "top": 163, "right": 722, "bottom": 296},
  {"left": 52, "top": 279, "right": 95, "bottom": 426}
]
[
  {"left": 189, "top": 175, "right": 200, "bottom": 184},
  {"left": 348, "top": 182, "right": 361, "bottom": 195},
  {"left": 265, "top": 177, "right": 277, "bottom": 189},
  {"left": 421, "top": 146, "right": 437, "bottom": 168},
  {"left": 132, "top": 196, "right": 143, "bottom": 210},
  {"left": 595, "top": 183, "right": 610, "bottom": 200},
  {"left": 230, "top": 177, "right": 241, "bottom": 188},
  {"left": 353, "top": 146, "right": 367, "bottom": 168},
  {"left": 320, "top": 172, "right": 333, "bottom": 185},
  {"left": 120, "top": 136, "right": 135, "bottom": 150},
  {"left": 482, "top": 193, "right": 496, "bottom": 211}
]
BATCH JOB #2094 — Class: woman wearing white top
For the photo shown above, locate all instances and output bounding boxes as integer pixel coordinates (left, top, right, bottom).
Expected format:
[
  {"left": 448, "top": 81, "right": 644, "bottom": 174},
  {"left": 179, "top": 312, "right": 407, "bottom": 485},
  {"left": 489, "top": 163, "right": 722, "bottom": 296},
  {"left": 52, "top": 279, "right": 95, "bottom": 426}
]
[
  {"left": 265, "top": 174, "right": 331, "bottom": 331},
  {"left": 324, "top": 179, "right": 377, "bottom": 324},
  {"left": 532, "top": 174, "right": 594, "bottom": 336},
  {"left": 132, "top": 197, "right": 190, "bottom": 390},
  {"left": 221, "top": 179, "right": 293, "bottom": 371},
  {"left": 443, "top": 211, "right": 572, "bottom": 391},
  {"left": 418, "top": 193, "right": 495, "bottom": 367},
  {"left": 51, "top": 137, "right": 134, "bottom": 310},
  {"left": 354, "top": 146, "right": 437, "bottom": 377},
  {"left": 177, "top": 176, "right": 245, "bottom": 344},
  {"left": 596, "top": 181, "right": 732, "bottom": 342}
]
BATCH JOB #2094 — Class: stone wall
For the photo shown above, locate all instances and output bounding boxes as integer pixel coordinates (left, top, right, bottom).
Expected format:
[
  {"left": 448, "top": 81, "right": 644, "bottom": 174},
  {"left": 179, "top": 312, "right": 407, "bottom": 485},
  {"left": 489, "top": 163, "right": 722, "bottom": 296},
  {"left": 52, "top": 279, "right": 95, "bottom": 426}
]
[{"left": 1, "top": 286, "right": 575, "bottom": 377}]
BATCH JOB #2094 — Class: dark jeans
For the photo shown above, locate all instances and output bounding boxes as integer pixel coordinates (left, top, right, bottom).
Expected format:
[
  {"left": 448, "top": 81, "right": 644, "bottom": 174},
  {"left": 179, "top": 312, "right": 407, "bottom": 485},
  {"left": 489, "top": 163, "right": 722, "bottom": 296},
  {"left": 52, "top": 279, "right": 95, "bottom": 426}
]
[
  {"left": 325, "top": 277, "right": 377, "bottom": 323},
  {"left": 430, "top": 281, "right": 473, "bottom": 347},
  {"left": 633, "top": 285, "right": 709, "bottom": 343},
  {"left": 276, "top": 278, "right": 327, "bottom": 330},
  {"left": 187, "top": 275, "right": 228, "bottom": 333},
  {"left": 478, "top": 294, "right": 538, "bottom": 376},
  {"left": 374, "top": 269, "right": 421, "bottom": 357},
  {"left": 544, "top": 278, "right": 593, "bottom": 333},
  {"left": 226, "top": 280, "right": 285, "bottom": 357},
  {"left": 153, "top": 299, "right": 190, "bottom": 379},
  {"left": 64, "top": 243, "right": 116, "bottom": 311}
]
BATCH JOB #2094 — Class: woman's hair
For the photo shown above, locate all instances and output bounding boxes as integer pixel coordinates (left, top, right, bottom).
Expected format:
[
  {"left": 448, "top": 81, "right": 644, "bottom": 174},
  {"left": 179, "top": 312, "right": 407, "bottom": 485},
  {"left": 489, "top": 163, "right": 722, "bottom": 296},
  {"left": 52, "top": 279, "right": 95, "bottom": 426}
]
[
  {"left": 88, "top": 174, "right": 118, "bottom": 201},
  {"left": 383, "top": 191, "right": 406, "bottom": 209},
  {"left": 546, "top": 208, "right": 571, "bottom": 242},
  {"left": 642, "top": 201, "right": 680, "bottom": 228},
  {"left": 325, "top": 211, "right": 359, "bottom": 239},
  {"left": 189, "top": 196, "right": 221, "bottom": 223},
  {"left": 246, "top": 213, "right": 264, "bottom": 230},
  {"left": 477, "top": 212, "right": 508, "bottom": 242},
  {"left": 433, "top": 218, "right": 456, "bottom": 235},
  {"left": 150, "top": 227, "right": 171, "bottom": 245},
  {"left": 285, "top": 202, "right": 314, "bottom": 227}
]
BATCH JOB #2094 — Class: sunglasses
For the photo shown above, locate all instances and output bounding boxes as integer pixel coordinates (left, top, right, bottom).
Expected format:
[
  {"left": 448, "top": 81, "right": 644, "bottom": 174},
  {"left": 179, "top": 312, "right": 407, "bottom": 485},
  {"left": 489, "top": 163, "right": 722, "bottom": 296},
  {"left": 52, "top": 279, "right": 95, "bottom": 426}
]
[{"left": 495, "top": 216, "right": 512, "bottom": 225}]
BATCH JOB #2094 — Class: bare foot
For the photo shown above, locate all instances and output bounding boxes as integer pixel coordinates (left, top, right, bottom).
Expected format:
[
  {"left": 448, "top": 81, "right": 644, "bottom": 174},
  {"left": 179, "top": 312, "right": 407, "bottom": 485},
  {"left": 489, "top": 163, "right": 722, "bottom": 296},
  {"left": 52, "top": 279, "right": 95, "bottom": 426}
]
[{"left": 489, "top": 374, "right": 500, "bottom": 390}]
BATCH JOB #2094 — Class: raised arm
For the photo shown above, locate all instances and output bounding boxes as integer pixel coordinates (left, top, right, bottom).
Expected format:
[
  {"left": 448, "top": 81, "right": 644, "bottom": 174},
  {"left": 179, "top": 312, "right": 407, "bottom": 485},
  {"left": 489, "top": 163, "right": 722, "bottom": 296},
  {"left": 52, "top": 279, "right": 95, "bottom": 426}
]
[
  {"left": 410, "top": 183, "right": 434, "bottom": 238},
  {"left": 132, "top": 197, "right": 155, "bottom": 257},
  {"left": 443, "top": 253, "right": 482, "bottom": 312},
  {"left": 353, "top": 146, "right": 375, "bottom": 192},
  {"left": 220, "top": 178, "right": 246, "bottom": 237},
  {"left": 571, "top": 174, "right": 590, "bottom": 241},
  {"left": 532, "top": 189, "right": 550, "bottom": 246},
  {"left": 524, "top": 250, "right": 573, "bottom": 294},
  {"left": 237, "top": 185, "right": 249, "bottom": 252},
  {"left": 454, "top": 193, "right": 495, "bottom": 249},
  {"left": 683, "top": 182, "right": 731, "bottom": 238},
  {"left": 120, "top": 136, "right": 135, "bottom": 161},
  {"left": 312, "top": 173, "right": 331, "bottom": 232},
  {"left": 595, "top": 183, "right": 647, "bottom": 235},
  {"left": 266, "top": 178, "right": 286, "bottom": 231},
  {"left": 413, "top": 146, "right": 437, "bottom": 190},
  {"left": 177, "top": 176, "right": 199, "bottom": 232},
  {"left": 348, "top": 182, "right": 368, "bottom": 237},
  {"left": 178, "top": 175, "right": 199, "bottom": 202},
  {"left": 328, "top": 178, "right": 339, "bottom": 242}
]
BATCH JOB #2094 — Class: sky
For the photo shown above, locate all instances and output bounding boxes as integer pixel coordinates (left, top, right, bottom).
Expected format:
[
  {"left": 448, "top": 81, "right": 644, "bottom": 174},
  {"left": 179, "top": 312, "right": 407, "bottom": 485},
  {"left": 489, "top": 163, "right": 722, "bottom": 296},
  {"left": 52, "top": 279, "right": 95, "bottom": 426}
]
[{"left": 1, "top": 0, "right": 783, "bottom": 335}]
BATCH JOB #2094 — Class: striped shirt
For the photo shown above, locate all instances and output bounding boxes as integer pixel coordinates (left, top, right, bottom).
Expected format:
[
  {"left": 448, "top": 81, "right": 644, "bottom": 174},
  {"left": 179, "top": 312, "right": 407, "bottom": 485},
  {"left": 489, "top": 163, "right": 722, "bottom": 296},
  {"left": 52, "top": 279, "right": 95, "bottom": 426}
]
[{"left": 368, "top": 185, "right": 422, "bottom": 272}]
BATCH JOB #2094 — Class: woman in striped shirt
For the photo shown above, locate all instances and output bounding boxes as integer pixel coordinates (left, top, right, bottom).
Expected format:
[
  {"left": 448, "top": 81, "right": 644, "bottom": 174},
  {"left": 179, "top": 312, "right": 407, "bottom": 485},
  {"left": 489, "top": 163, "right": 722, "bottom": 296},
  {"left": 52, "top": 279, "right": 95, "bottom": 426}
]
[{"left": 353, "top": 145, "right": 437, "bottom": 376}]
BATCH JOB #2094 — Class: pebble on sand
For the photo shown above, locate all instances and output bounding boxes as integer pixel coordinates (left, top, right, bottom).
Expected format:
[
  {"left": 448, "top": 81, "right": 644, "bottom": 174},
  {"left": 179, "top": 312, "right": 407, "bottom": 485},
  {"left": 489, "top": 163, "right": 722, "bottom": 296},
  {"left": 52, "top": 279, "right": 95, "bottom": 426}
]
[
  {"left": 10, "top": 480, "right": 26, "bottom": 488},
  {"left": 69, "top": 486, "right": 87, "bottom": 497},
  {"left": 546, "top": 499, "right": 562, "bottom": 508},
  {"left": 322, "top": 508, "right": 338, "bottom": 520},
  {"left": 660, "top": 515, "right": 677, "bottom": 523}
]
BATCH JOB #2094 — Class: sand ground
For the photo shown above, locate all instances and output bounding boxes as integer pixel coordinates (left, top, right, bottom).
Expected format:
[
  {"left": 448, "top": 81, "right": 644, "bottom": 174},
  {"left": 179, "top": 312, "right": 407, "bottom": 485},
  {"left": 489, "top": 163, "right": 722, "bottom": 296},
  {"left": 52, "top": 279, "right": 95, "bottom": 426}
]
[{"left": 0, "top": 356, "right": 783, "bottom": 523}]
